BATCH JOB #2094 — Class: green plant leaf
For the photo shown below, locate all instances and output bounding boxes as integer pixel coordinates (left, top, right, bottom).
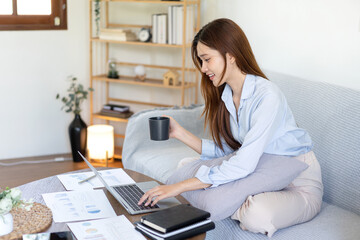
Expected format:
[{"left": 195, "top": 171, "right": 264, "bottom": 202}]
[{"left": 56, "top": 76, "right": 94, "bottom": 114}]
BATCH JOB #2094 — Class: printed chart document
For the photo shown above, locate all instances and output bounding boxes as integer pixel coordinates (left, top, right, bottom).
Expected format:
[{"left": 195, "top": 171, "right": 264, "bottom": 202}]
[
  {"left": 57, "top": 168, "right": 136, "bottom": 190},
  {"left": 42, "top": 190, "right": 116, "bottom": 222},
  {"left": 68, "top": 215, "right": 146, "bottom": 240}
]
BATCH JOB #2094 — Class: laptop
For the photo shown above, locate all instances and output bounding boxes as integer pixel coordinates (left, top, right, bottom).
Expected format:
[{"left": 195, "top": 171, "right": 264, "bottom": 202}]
[{"left": 78, "top": 151, "right": 181, "bottom": 215}]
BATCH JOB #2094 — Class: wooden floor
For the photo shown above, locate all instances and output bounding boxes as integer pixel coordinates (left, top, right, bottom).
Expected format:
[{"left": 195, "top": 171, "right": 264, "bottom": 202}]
[{"left": 0, "top": 153, "right": 124, "bottom": 188}]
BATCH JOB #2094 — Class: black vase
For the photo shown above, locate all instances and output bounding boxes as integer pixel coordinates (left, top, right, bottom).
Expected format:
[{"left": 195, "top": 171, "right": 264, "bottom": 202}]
[{"left": 68, "top": 114, "right": 87, "bottom": 162}]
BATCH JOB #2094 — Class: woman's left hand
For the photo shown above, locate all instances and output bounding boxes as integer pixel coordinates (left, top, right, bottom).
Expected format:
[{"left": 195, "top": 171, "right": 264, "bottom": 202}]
[{"left": 138, "top": 183, "right": 184, "bottom": 207}]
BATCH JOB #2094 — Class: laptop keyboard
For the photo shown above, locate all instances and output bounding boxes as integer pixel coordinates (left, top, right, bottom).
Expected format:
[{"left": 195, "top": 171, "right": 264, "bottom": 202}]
[{"left": 113, "top": 184, "right": 160, "bottom": 211}]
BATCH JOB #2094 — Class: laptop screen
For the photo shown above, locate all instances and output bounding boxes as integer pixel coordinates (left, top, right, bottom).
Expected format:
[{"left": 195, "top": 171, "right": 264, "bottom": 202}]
[{"left": 77, "top": 151, "right": 117, "bottom": 194}]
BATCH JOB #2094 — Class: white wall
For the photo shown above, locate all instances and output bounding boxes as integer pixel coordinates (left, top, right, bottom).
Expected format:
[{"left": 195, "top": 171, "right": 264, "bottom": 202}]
[
  {"left": 202, "top": 0, "right": 360, "bottom": 90},
  {"left": 0, "top": 1, "right": 89, "bottom": 159},
  {"left": 0, "top": 0, "right": 359, "bottom": 160}
]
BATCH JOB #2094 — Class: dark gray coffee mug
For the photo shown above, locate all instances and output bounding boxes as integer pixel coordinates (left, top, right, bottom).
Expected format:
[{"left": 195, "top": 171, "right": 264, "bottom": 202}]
[{"left": 149, "top": 116, "right": 170, "bottom": 141}]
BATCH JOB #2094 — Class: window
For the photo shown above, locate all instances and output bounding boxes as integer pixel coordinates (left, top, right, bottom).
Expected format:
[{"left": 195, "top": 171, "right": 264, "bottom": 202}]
[{"left": 0, "top": 0, "right": 67, "bottom": 30}]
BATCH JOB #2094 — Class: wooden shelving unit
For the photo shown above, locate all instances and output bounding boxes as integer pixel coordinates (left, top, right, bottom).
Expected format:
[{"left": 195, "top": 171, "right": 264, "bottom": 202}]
[{"left": 89, "top": 0, "right": 201, "bottom": 158}]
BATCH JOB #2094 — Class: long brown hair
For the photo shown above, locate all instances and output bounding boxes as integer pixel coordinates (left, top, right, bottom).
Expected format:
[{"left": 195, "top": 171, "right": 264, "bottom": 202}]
[{"left": 191, "top": 18, "right": 268, "bottom": 152}]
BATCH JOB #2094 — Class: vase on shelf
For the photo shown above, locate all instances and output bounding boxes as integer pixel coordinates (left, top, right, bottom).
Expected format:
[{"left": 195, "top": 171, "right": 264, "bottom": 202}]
[
  {"left": 69, "top": 114, "right": 87, "bottom": 162},
  {"left": 0, "top": 212, "right": 13, "bottom": 236}
]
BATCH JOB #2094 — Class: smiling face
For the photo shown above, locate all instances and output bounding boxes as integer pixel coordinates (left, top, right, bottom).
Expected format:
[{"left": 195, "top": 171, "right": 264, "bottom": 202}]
[{"left": 197, "top": 42, "right": 232, "bottom": 87}]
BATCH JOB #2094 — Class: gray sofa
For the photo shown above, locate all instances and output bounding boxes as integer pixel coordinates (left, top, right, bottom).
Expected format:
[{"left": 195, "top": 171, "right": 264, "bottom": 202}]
[{"left": 122, "top": 71, "right": 360, "bottom": 239}]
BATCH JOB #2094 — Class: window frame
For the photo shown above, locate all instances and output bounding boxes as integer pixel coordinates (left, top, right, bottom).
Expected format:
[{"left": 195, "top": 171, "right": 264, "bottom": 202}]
[{"left": 0, "top": 0, "right": 67, "bottom": 31}]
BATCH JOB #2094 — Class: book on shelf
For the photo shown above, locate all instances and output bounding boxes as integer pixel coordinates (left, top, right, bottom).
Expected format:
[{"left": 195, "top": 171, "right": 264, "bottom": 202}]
[
  {"left": 153, "top": 5, "right": 195, "bottom": 45},
  {"left": 152, "top": 13, "right": 168, "bottom": 44},
  {"left": 152, "top": 14, "right": 158, "bottom": 43},
  {"left": 168, "top": 5, "right": 173, "bottom": 45},
  {"left": 167, "top": 5, "right": 195, "bottom": 45},
  {"left": 103, "top": 103, "right": 130, "bottom": 113},
  {"left": 158, "top": 14, "right": 168, "bottom": 44},
  {"left": 99, "top": 109, "right": 133, "bottom": 119},
  {"left": 175, "top": 5, "right": 182, "bottom": 45},
  {"left": 186, "top": 5, "right": 195, "bottom": 44},
  {"left": 140, "top": 204, "right": 211, "bottom": 233},
  {"left": 99, "top": 28, "right": 137, "bottom": 42},
  {"left": 135, "top": 219, "right": 215, "bottom": 240}
]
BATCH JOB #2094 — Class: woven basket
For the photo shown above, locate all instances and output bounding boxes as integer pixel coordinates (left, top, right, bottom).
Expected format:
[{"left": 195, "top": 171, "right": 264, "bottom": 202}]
[{"left": 0, "top": 202, "right": 52, "bottom": 240}]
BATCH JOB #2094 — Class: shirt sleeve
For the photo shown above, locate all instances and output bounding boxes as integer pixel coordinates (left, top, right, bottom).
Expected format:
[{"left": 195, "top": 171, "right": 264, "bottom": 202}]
[
  {"left": 195, "top": 92, "right": 285, "bottom": 187},
  {"left": 200, "top": 138, "right": 235, "bottom": 160}
]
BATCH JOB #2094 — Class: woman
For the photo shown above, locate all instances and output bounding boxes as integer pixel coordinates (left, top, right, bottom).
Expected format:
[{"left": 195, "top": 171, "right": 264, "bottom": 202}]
[{"left": 139, "top": 18, "right": 323, "bottom": 237}]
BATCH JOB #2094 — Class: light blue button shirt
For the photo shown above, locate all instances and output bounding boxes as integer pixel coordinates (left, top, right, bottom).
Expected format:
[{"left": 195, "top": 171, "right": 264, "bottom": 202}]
[{"left": 195, "top": 74, "right": 313, "bottom": 187}]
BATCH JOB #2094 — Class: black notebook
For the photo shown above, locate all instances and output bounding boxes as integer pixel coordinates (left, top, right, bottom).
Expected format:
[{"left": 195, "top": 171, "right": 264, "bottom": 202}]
[
  {"left": 135, "top": 220, "right": 215, "bottom": 240},
  {"left": 140, "top": 204, "right": 211, "bottom": 233}
]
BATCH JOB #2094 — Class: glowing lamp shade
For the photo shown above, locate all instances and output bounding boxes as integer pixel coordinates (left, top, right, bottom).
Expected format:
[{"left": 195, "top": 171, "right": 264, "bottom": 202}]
[{"left": 87, "top": 125, "right": 114, "bottom": 160}]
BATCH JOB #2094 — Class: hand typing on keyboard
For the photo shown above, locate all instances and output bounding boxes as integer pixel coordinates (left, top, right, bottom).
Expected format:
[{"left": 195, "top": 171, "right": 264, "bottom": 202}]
[
  {"left": 138, "top": 178, "right": 211, "bottom": 207},
  {"left": 138, "top": 183, "right": 185, "bottom": 207},
  {"left": 113, "top": 185, "right": 159, "bottom": 211}
]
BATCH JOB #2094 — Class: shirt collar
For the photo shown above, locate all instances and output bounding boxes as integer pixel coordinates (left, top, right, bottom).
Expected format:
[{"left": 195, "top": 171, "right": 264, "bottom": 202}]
[
  {"left": 220, "top": 74, "right": 257, "bottom": 121},
  {"left": 241, "top": 74, "right": 256, "bottom": 100},
  {"left": 221, "top": 74, "right": 256, "bottom": 107}
]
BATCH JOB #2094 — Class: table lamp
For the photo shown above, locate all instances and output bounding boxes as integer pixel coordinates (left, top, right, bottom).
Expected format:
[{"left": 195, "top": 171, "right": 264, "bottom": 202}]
[{"left": 87, "top": 124, "right": 114, "bottom": 167}]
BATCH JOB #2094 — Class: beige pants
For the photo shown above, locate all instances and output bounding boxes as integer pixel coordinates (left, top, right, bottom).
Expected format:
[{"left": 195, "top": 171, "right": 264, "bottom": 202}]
[
  {"left": 231, "top": 151, "right": 323, "bottom": 237},
  {"left": 178, "top": 151, "right": 323, "bottom": 238}
]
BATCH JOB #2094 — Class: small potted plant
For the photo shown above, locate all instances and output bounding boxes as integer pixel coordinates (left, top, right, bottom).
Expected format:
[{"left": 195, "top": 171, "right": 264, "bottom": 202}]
[
  {"left": 94, "top": 0, "right": 101, "bottom": 37},
  {"left": 0, "top": 187, "right": 33, "bottom": 236},
  {"left": 56, "top": 76, "right": 93, "bottom": 162}
]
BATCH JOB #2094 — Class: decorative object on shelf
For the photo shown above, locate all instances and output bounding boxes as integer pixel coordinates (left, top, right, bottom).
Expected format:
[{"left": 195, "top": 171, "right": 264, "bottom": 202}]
[
  {"left": 94, "top": 0, "right": 101, "bottom": 37},
  {"left": 163, "top": 70, "right": 180, "bottom": 86},
  {"left": 134, "top": 65, "right": 146, "bottom": 81},
  {"left": 0, "top": 187, "right": 33, "bottom": 237},
  {"left": 138, "top": 27, "right": 152, "bottom": 42},
  {"left": 56, "top": 77, "right": 93, "bottom": 162},
  {"left": 87, "top": 125, "right": 114, "bottom": 167},
  {"left": 107, "top": 59, "right": 119, "bottom": 79}
]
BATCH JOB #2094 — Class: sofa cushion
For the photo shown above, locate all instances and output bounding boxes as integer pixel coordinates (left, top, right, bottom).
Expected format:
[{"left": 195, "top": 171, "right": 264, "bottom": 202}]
[
  {"left": 166, "top": 153, "right": 308, "bottom": 221},
  {"left": 207, "top": 202, "right": 360, "bottom": 240},
  {"left": 268, "top": 71, "right": 360, "bottom": 215}
]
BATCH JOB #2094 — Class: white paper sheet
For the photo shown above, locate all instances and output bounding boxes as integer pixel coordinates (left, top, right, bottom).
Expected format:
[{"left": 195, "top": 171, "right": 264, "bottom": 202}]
[
  {"left": 42, "top": 190, "right": 116, "bottom": 222},
  {"left": 67, "top": 215, "right": 146, "bottom": 240},
  {"left": 57, "top": 168, "right": 136, "bottom": 190}
]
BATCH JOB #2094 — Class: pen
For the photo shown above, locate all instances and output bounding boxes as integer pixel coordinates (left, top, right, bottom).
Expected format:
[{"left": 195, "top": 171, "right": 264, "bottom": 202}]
[{"left": 78, "top": 174, "right": 96, "bottom": 184}]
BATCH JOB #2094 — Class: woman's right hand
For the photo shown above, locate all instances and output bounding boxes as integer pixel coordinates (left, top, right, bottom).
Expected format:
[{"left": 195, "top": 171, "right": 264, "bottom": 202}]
[
  {"left": 163, "top": 115, "right": 183, "bottom": 139},
  {"left": 162, "top": 115, "right": 202, "bottom": 154}
]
